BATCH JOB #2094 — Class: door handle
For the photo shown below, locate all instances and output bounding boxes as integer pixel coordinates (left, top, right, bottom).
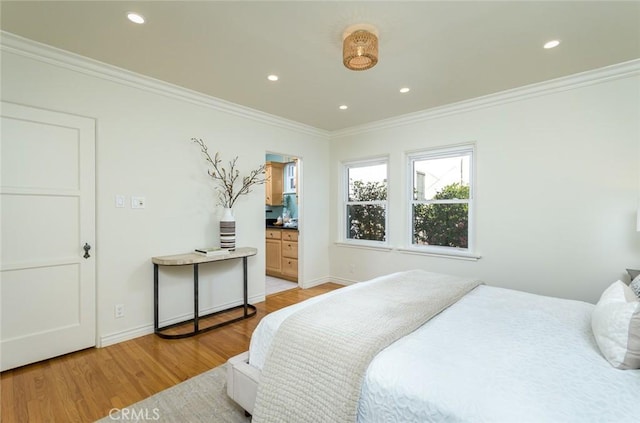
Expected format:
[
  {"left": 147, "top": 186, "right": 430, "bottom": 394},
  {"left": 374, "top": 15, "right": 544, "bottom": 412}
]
[{"left": 83, "top": 243, "right": 91, "bottom": 259}]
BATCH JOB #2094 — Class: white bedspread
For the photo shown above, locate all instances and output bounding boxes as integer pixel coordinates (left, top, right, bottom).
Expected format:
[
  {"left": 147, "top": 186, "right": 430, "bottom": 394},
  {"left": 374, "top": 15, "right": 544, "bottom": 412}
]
[
  {"left": 250, "top": 283, "right": 640, "bottom": 422},
  {"left": 251, "top": 271, "right": 480, "bottom": 422}
]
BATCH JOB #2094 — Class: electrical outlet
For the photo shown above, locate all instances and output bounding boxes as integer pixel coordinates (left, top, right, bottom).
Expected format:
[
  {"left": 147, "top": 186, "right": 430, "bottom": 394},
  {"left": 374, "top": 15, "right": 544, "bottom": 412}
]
[{"left": 115, "top": 304, "right": 125, "bottom": 318}]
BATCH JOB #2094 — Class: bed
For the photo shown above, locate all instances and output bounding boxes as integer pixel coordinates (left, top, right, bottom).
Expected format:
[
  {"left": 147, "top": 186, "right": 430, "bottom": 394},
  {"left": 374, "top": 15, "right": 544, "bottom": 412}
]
[{"left": 226, "top": 270, "right": 640, "bottom": 422}]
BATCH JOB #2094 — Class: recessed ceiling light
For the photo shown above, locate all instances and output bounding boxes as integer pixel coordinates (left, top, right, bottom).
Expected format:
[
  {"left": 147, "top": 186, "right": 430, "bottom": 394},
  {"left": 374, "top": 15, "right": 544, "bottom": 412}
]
[
  {"left": 544, "top": 40, "right": 560, "bottom": 49},
  {"left": 339, "top": 105, "right": 348, "bottom": 110},
  {"left": 399, "top": 87, "right": 410, "bottom": 94},
  {"left": 267, "top": 74, "right": 279, "bottom": 82},
  {"left": 127, "top": 13, "right": 145, "bottom": 24}
]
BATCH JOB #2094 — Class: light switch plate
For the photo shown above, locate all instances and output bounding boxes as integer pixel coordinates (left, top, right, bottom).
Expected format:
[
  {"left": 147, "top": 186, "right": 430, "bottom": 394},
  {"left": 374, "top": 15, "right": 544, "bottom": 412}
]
[
  {"left": 131, "top": 196, "right": 145, "bottom": 209},
  {"left": 115, "top": 195, "right": 125, "bottom": 208}
]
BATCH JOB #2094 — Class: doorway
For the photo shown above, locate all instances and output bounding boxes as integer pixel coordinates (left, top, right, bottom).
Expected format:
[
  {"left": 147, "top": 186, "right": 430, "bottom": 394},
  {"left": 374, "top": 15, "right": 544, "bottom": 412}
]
[
  {"left": 1, "top": 102, "right": 96, "bottom": 371},
  {"left": 265, "top": 153, "right": 300, "bottom": 295}
]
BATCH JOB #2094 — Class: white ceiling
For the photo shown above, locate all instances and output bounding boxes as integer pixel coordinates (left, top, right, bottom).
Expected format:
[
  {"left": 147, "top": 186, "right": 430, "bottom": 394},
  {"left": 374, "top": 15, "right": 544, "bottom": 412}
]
[{"left": 1, "top": 1, "right": 639, "bottom": 131}]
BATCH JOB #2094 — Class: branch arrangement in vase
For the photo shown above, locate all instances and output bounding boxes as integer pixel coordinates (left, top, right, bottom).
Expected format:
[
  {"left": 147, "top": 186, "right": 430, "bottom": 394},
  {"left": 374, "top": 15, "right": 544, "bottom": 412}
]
[{"left": 191, "top": 137, "right": 267, "bottom": 208}]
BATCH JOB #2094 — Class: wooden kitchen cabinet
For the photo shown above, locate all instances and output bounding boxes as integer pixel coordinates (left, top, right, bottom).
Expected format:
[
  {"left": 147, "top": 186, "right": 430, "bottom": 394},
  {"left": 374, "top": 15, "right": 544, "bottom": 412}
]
[
  {"left": 281, "top": 257, "right": 298, "bottom": 279},
  {"left": 281, "top": 239, "right": 298, "bottom": 258},
  {"left": 265, "top": 162, "right": 283, "bottom": 206},
  {"left": 265, "top": 229, "right": 282, "bottom": 275},
  {"left": 282, "top": 230, "right": 298, "bottom": 244},
  {"left": 281, "top": 230, "right": 298, "bottom": 280},
  {"left": 265, "top": 228, "right": 298, "bottom": 282}
]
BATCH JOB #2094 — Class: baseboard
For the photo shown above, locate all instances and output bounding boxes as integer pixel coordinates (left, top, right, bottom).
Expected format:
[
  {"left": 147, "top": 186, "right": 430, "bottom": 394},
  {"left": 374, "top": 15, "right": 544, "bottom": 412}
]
[
  {"left": 99, "top": 294, "right": 264, "bottom": 347},
  {"left": 301, "top": 275, "right": 355, "bottom": 288},
  {"left": 327, "top": 276, "right": 358, "bottom": 286},
  {"left": 99, "top": 324, "right": 153, "bottom": 348},
  {"left": 300, "top": 276, "right": 332, "bottom": 288}
]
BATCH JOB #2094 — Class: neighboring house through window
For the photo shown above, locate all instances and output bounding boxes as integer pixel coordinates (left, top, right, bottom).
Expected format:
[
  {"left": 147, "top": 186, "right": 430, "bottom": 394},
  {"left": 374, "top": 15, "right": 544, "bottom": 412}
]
[
  {"left": 343, "top": 158, "right": 388, "bottom": 244},
  {"left": 408, "top": 145, "right": 474, "bottom": 255},
  {"left": 415, "top": 171, "right": 426, "bottom": 201}
]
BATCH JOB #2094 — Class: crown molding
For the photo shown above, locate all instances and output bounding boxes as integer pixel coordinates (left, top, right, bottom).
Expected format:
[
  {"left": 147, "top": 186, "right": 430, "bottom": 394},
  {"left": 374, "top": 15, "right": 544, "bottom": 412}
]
[
  {"left": 0, "top": 31, "right": 330, "bottom": 139},
  {"left": 2, "top": 31, "right": 638, "bottom": 140},
  {"left": 332, "top": 58, "right": 640, "bottom": 138}
]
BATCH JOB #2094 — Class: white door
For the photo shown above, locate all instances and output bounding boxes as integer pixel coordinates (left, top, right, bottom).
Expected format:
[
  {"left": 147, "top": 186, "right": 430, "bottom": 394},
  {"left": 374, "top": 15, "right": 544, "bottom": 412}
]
[{"left": 1, "top": 102, "right": 96, "bottom": 371}]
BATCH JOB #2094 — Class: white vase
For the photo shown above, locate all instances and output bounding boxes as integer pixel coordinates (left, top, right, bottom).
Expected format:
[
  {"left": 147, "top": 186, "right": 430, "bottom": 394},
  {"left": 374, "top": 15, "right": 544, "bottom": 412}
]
[{"left": 219, "top": 207, "right": 236, "bottom": 249}]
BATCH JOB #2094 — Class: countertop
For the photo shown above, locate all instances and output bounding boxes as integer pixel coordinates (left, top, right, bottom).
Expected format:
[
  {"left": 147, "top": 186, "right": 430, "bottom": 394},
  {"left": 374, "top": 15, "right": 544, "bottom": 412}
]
[{"left": 266, "top": 224, "right": 298, "bottom": 231}]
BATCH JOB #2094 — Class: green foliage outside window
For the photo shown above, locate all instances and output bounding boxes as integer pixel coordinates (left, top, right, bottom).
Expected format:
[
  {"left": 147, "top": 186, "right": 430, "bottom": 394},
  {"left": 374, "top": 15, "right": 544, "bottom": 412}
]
[
  {"left": 413, "top": 182, "right": 469, "bottom": 248},
  {"left": 348, "top": 180, "right": 387, "bottom": 241},
  {"left": 347, "top": 180, "right": 469, "bottom": 247}
]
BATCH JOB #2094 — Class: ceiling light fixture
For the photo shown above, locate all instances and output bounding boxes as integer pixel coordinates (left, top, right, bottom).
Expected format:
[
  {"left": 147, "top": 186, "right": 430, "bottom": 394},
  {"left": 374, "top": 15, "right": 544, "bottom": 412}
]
[
  {"left": 343, "top": 24, "right": 379, "bottom": 71},
  {"left": 127, "top": 12, "right": 145, "bottom": 24},
  {"left": 339, "top": 105, "right": 348, "bottom": 110},
  {"left": 267, "top": 74, "right": 279, "bottom": 81},
  {"left": 400, "top": 87, "right": 410, "bottom": 94},
  {"left": 544, "top": 40, "right": 560, "bottom": 49}
]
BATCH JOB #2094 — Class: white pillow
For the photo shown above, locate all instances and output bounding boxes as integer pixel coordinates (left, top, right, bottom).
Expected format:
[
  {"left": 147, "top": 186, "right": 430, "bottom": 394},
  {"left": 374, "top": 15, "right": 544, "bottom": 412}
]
[
  {"left": 591, "top": 280, "right": 640, "bottom": 369},
  {"left": 630, "top": 275, "right": 640, "bottom": 298}
]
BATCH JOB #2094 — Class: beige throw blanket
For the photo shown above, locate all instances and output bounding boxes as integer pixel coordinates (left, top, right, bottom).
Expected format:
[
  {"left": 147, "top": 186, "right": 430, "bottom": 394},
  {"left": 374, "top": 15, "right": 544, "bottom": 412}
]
[{"left": 251, "top": 270, "right": 481, "bottom": 423}]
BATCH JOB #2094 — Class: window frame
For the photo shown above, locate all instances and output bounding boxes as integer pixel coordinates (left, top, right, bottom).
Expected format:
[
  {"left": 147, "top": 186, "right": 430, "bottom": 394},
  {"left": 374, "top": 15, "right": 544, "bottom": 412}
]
[
  {"left": 341, "top": 157, "right": 389, "bottom": 247},
  {"left": 406, "top": 144, "right": 476, "bottom": 258}
]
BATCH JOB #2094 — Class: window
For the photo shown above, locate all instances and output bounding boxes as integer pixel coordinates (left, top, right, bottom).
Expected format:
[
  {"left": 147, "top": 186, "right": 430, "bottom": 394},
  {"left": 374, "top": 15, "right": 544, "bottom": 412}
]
[
  {"left": 343, "top": 159, "right": 388, "bottom": 244},
  {"left": 409, "top": 145, "right": 473, "bottom": 252},
  {"left": 284, "top": 161, "right": 296, "bottom": 194}
]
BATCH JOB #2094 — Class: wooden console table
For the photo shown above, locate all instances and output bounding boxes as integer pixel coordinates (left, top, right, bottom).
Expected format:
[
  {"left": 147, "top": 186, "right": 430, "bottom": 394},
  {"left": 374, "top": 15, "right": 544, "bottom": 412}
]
[{"left": 152, "top": 247, "right": 257, "bottom": 339}]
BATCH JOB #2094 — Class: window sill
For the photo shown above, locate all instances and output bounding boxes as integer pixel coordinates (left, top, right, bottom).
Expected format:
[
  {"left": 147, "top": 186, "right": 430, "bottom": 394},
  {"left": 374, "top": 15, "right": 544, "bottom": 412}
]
[
  {"left": 397, "top": 247, "right": 481, "bottom": 261},
  {"left": 334, "top": 242, "right": 393, "bottom": 252},
  {"left": 334, "top": 242, "right": 480, "bottom": 261}
]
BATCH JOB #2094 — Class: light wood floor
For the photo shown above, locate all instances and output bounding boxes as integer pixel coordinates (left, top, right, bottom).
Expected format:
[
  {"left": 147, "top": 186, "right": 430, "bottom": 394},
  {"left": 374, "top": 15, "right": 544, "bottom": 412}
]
[{"left": 1, "top": 283, "right": 343, "bottom": 423}]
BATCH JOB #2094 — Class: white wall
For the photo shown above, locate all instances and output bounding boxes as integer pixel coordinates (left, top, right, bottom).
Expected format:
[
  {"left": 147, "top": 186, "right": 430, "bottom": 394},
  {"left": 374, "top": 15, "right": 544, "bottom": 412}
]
[
  {"left": 2, "top": 33, "right": 638, "bottom": 352},
  {"left": 329, "top": 72, "right": 640, "bottom": 303},
  {"left": 0, "top": 37, "right": 331, "bottom": 345}
]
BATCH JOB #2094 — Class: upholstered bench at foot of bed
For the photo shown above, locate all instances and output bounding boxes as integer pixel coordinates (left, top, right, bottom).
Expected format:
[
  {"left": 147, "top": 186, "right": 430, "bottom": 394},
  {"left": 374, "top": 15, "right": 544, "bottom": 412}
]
[{"left": 227, "top": 351, "right": 261, "bottom": 415}]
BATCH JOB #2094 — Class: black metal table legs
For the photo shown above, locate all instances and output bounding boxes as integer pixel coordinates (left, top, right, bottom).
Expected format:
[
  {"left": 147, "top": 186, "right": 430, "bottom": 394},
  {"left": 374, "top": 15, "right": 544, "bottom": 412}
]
[{"left": 154, "top": 257, "right": 256, "bottom": 339}]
